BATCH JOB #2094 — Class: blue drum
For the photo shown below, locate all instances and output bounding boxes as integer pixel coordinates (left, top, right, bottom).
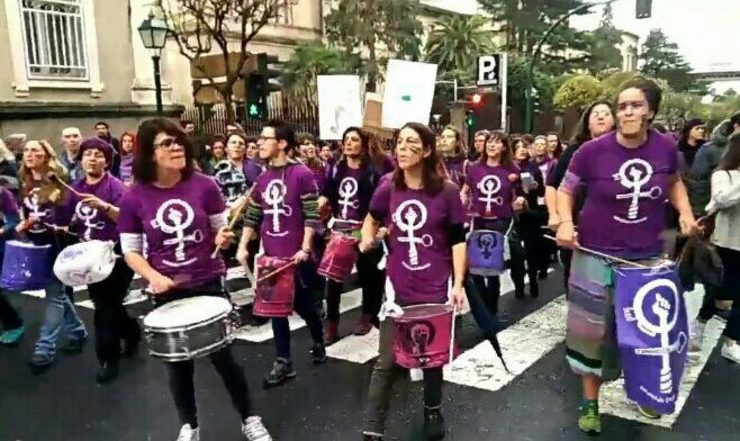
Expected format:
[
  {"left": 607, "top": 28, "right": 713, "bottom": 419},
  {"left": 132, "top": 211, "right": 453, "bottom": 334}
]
[
  {"left": 1, "top": 240, "right": 54, "bottom": 290},
  {"left": 467, "top": 230, "right": 506, "bottom": 276}
]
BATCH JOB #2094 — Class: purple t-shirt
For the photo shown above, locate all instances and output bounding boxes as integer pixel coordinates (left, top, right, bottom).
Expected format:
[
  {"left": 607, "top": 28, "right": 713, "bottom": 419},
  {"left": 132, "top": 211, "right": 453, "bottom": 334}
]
[
  {"left": 465, "top": 162, "right": 519, "bottom": 219},
  {"left": 0, "top": 187, "right": 19, "bottom": 246},
  {"left": 252, "top": 163, "right": 318, "bottom": 258},
  {"left": 377, "top": 154, "right": 396, "bottom": 177},
  {"left": 443, "top": 157, "right": 466, "bottom": 189},
  {"left": 370, "top": 181, "right": 466, "bottom": 306},
  {"left": 561, "top": 130, "right": 678, "bottom": 258},
  {"left": 61, "top": 173, "right": 127, "bottom": 242},
  {"left": 117, "top": 172, "right": 227, "bottom": 289},
  {"left": 21, "top": 181, "right": 65, "bottom": 237},
  {"left": 536, "top": 157, "right": 556, "bottom": 181},
  {"left": 332, "top": 166, "right": 364, "bottom": 221}
]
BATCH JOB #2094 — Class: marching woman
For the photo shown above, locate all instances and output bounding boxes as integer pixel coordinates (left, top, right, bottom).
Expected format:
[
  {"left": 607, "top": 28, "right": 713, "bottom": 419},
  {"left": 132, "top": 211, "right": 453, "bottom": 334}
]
[
  {"left": 19, "top": 140, "right": 88, "bottom": 373},
  {"left": 461, "top": 131, "right": 529, "bottom": 344},
  {"left": 118, "top": 132, "right": 136, "bottom": 186},
  {"left": 322, "top": 127, "right": 384, "bottom": 343},
  {"left": 546, "top": 100, "right": 615, "bottom": 290},
  {"left": 234, "top": 120, "right": 326, "bottom": 389},
  {"left": 299, "top": 134, "right": 328, "bottom": 194},
  {"left": 57, "top": 138, "right": 140, "bottom": 384},
  {"left": 556, "top": 80, "right": 697, "bottom": 432},
  {"left": 359, "top": 122, "right": 466, "bottom": 441},
  {"left": 118, "top": 118, "right": 271, "bottom": 441},
  {"left": 438, "top": 125, "right": 467, "bottom": 189},
  {"left": 0, "top": 185, "right": 23, "bottom": 346}
]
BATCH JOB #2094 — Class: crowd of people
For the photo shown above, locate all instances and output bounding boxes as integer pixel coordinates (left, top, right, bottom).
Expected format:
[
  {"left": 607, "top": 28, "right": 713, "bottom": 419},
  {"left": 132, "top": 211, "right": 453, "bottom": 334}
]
[{"left": 0, "top": 78, "right": 738, "bottom": 441}]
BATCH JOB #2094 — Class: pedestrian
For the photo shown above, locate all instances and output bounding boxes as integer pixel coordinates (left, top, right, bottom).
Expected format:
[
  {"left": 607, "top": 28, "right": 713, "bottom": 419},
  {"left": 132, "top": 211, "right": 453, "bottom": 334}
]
[
  {"left": 700, "top": 133, "right": 740, "bottom": 364},
  {"left": 94, "top": 121, "right": 121, "bottom": 176},
  {"left": 471, "top": 129, "right": 490, "bottom": 161},
  {"left": 57, "top": 137, "right": 140, "bottom": 384},
  {"left": 0, "top": 138, "right": 20, "bottom": 194},
  {"left": 19, "top": 140, "right": 88, "bottom": 374},
  {"left": 322, "top": 127, "right": 384, "bottom": 344},
  {"left": 235, "top": 120, "right": 326, "bottom": 389},
  {"left": 299, "top": 134, "right": 328, "bottom": 194},
  {"left": 438, "top": 125, "right": 468, "bottom": 189},
  {"left": 678, "top": 118, "right": 706, "bottom": 169},
  {"left": 545, "top": 131, "right": 564, "bottom": 159},
  {"left": 528, "top": 135, "right": 555, "bottom": 278},
  {"left": 118, "top": 118, "right": 271, "bottom": 441},
  {"left": 205, "top": 135, "right": 227, "bottom": 174},
  {"left": 0, "top": 185, "right": 23, "bottom": 346},
  {"left": 59, "top": 127, "right": 84, "bottom": 181},
  {"left": 359, "top": 122, "right": 466, "bottom": 441},
  {"left": 118, "top": 132, "right": 136, "bottom": 186},
  {"left": 556, "top": 79, "right": 698, "bottom": 432}
]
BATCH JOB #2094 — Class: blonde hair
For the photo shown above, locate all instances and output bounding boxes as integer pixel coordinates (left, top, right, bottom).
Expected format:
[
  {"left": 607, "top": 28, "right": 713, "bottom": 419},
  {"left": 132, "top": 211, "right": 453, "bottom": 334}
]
[
  {"left": 18, "top": 140, "right": 69, "bottom": 205},
  {"left": 0, "top": 139, "right": 15, "bottom": 162}
]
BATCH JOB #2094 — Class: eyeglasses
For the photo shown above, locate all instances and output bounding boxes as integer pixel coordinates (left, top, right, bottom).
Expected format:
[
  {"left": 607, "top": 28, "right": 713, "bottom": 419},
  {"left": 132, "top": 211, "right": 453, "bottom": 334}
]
[{"left": 155, "top": 137, "right": 183, "bottom": 150}]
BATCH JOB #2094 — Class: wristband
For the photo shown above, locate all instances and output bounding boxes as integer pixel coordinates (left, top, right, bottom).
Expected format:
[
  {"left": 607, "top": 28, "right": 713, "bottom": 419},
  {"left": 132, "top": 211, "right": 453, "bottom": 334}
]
[{"left": 559, "top": 219, "right": 573, "bottom": 225}]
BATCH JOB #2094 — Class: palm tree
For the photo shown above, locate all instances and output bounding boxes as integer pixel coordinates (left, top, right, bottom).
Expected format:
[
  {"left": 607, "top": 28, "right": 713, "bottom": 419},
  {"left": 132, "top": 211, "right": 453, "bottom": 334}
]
[
  {"left": 281, "top": 42, "right": 358, "bottom": 107},
  {"left": 425, "top": 14, "right": 496, "bottom": 82}
]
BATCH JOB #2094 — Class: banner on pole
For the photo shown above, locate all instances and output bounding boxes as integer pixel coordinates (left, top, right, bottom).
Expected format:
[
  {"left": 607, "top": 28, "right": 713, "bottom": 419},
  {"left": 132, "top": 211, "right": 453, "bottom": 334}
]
[
  {"left": 382, "top": 60, "right": 437, "bottom": 129},
  {"left": 317, "top": 75, "right": 363, "bottom": 140}
]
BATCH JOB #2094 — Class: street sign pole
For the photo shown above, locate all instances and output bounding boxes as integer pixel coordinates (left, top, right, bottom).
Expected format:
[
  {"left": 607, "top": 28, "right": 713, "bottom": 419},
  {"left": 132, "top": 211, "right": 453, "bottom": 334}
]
[{"left": 500, "top": 53, "right": 508, "bottom": 132}]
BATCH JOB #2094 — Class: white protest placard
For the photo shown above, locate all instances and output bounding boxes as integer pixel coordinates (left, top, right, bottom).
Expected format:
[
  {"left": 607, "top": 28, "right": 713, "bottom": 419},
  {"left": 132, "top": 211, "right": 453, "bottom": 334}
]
[
  {"left": 317, "top": 75, "right": 363, "bottom": 140},
  {"left": 382, "top": 60, "right": 438, "bottom": 129}
]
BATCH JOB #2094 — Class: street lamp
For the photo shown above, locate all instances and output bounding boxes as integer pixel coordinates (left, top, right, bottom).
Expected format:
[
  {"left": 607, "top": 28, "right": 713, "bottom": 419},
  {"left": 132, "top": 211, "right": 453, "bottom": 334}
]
[{"left": 138, "top": 12, "right": 170, "bottom": 114}]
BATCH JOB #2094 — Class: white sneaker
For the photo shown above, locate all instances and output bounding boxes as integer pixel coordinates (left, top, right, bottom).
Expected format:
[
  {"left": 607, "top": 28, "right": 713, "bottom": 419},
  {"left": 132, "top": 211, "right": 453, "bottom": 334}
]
[
  {"left": 242, "top": 416, "right": 272, "bottom": 441},
  {"left": 689, "top": 320, "right": 706, "bottom": 353},
  {"left": 177, "top": 424, "right": 200, "bottom": 441},
  {"left": 721, "top": 342, "right": 740, "bottom": 364}
]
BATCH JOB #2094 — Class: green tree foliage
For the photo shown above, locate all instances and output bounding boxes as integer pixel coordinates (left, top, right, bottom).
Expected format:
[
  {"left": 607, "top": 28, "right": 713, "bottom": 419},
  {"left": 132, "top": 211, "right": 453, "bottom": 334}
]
[
  {"left": 553, "top": 75, "right": 603, "bottom": 111},
  {"left": 507, "top": 57, "right": 556, "bottom": 121},
  {"left": 583, "top": 4, "right": 623, "bottom": 75},
  {"left": 425, "top": 14, "right": 495, "bottom": 83},
  {"left": 324, "top": 0, "right": 423, "bottom": 91},
  {"left": 281, "top": 42, "right": 358, "bottom": 106},
  {"left": 639, "top": 29, "right": 698, "bottom": 93}
]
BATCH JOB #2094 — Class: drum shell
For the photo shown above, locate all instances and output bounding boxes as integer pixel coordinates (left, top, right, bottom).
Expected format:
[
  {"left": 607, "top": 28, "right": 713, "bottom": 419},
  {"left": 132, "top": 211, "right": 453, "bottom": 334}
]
[
  {"left": 467, "top": 229, "right": 506, "bottom": 276},
  {"left": 254, "top": 255, "right": 295, "bottom": 318},
  {"left": 144, "top": 310, "right": 232, "bottom": 362},
  {"left": 1, "top": 241, "right": 54, "bottom": 290},
  {"left": 392, "top": 304, "right": 454, "bottom": 369},
  {"left": 318, "top": 232, "right": 359, "bottom": 282}
]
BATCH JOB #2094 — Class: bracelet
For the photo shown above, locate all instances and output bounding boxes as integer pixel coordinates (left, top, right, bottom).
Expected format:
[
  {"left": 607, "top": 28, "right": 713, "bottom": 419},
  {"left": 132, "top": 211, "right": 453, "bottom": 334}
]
[{"left": 559, "top": 219, "right": 573, "bottom": 225}]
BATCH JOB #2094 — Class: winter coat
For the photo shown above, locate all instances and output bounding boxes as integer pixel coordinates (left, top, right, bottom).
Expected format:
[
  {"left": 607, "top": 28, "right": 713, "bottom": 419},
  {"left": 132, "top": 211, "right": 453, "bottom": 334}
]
[{"left": 683, "top": 120, "right": 732, "bottom": 216}]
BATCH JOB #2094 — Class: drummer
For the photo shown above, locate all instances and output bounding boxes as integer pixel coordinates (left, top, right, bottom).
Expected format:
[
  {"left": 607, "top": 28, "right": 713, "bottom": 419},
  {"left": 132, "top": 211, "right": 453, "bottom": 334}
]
[
  {"left": 0, "top": 185, "right": 23, "bottom": 346},
  {"left": 359, "top": 122, "right": 466, "bottom": 441},
  {"left": 234, "top": 120, "right": 326, "bottom": 389},
  {"left": 18, "top": 140, "right": 87, "bottom": 374},
  {"left": 117, "top": 118, "right": 271, "bottom": 441},
  {"left": 460, "top": 131, "right": 529, "bottom": 343},
  {"left": 57, "top": 137, "right": 139, "bottom": 384},
  {"left": 321, "top": 127, "right": 384, "bottom": 344},
  {"left": 556, "top": 79, "right": 698, "bottom": 432}
]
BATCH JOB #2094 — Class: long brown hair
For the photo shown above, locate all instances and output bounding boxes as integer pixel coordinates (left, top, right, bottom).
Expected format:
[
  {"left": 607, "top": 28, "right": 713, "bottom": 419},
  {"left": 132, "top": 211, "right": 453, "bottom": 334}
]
[
  {"left": 441, "top": 124, "right": 468, "bottom": 160},
  {"left": 391, "top": 122, "right": 446, "bottom": 195},
  {"left": 719, "top": 133, "right": 740, "bottom": 171},
  {"left": 479, "top": 130, "right": 514, "bottom": 168},
  {"left": 18, "top": 140, "right": 69, "bottom": 204}
]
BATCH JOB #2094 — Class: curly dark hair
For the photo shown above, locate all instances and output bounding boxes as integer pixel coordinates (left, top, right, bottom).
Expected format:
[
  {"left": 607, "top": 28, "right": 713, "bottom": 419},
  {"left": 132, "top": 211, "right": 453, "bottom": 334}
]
[{"left": 134, "top": 118, "right": 196, "bottom": 184}]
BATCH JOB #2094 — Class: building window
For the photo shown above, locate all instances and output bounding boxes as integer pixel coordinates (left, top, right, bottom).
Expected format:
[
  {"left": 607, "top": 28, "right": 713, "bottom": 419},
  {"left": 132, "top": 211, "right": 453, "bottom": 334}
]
[
  {"left": 275, "top": 0, "right": 293, "bottom": 25},
  {"left": 19, "top": 0, "right": 88, "bottom": 81}
]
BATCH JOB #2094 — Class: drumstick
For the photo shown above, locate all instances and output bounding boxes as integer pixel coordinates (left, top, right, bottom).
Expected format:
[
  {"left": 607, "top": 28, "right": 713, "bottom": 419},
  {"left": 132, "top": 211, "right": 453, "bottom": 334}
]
[
  {"left": 48, "top": 173, "right": 85, "bottom": 198},
  {"left": 256, "top": 260, "right": 297, "bottom": 283},
  {"left": 449, "top": 305, "right": 457, "bottom": 365},
  {"left": 211, "top": 184, "right": 256, "bottom": 259},
  {"left": 544, "top": 235, "right": 651, "bottom": 269}
]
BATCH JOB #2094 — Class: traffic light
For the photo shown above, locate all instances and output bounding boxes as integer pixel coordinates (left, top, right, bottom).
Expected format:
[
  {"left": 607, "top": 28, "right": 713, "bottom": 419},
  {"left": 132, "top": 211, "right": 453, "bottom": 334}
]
[
  {"left": 257, "top": 53, "right": 282, "bottom": 94},
  {"left": 245, "top": 53, "right": 282, "bottom": 120},
  {"left": 471, "top": 93, "right": 482, "bottom": 105},
  {"left": 636, "top": 0, "right": 652, "bottom": 19},
  {"left": 465, "top": 109, "right": 475, "bottom": 128}
]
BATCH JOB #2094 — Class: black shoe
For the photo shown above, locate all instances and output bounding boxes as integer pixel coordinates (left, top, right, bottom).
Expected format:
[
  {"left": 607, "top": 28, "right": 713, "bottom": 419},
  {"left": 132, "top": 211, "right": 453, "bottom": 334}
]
[
  {"left": 240, "top": 305, "right": 270, "bottom": 326},
  {"left": 96, "top": 361, "right": 119, "bottom": 385},
  {"left": 311, "top": 343, "right": 327, "bottom": 365},
  {"left": 263, "top": 359, "right": 297, "bottom": 389},
  {"left": 423, "top": 408, "right": 446, "bottom": 440},
  {"left": 529, "top": 280, "right": 539, "bottom": 299},
  {"left": 61, "top": 336, "right": 87, "bottom": 355},
  {"left": 363, "top": 435, "right": 383, "bottom": 441},
  {"left": 514, "top": 287, "right": 525, "bottom": 299}
]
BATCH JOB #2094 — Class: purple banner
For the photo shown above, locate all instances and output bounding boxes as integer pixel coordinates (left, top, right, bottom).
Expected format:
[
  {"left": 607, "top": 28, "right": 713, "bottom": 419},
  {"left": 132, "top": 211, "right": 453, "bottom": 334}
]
[{"left": 614, "top": 263, "right": 688, "bottom": 415}]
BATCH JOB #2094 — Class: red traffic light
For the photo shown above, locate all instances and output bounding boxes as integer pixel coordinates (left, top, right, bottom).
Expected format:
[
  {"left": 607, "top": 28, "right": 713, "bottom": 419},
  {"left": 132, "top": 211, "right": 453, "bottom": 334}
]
[{"left": 471, "top": 93, "right": 482, "bottom": 104}]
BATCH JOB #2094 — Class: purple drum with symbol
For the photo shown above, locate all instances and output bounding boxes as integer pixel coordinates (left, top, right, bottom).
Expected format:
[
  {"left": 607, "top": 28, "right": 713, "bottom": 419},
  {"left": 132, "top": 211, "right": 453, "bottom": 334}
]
[
  {"left": 1, "top": 240, "right": 54, "bottom": 291},
  {"left": 392, "top": 304, "right": 456, "bottom": 369},
  {"left": 467, "top": 229, "right": 506, "bottom": 276},
  {"left": 318, "top": 232, "right": 359, "bottom": 282},
  {"left": 253, "top": 255, "right": 295, "bottom": 318}
]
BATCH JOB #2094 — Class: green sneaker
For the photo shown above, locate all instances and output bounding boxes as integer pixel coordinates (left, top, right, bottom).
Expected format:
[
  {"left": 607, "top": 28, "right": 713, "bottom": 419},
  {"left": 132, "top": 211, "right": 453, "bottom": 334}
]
[
  {"left": 637, "top": 404, "right": 662, "bottom": 420},
  {"left": 0, "top": 326, "right": 25, "bottom": 346},
  {"left": 578, "top": 400, "right": 601, "bottom": 435}
]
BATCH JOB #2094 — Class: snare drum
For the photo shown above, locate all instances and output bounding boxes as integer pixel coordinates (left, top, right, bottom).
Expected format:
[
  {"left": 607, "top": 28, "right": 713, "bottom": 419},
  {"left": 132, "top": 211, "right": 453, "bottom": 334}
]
[
  {"left": 467, "top": 229, "right": 506, "bottom": 276},
  {"left": 1, "top": 240, "right": 54, "bottom": 290},
  {"left": 318, "top": 232, "right": 359, "bottom": 282},
  {"left": 253, "top": 255, "right": 295, "bottom": 317},
  {"left": 143, "top": 296, "right": 233, "bottom": 362},
  {"left": 392, "top": 303, "right": 456, "bottom": 369}
]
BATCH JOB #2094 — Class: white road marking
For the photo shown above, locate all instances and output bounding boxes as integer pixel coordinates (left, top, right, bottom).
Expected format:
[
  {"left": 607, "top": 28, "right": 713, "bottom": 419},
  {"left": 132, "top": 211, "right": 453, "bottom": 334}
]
[{"left": 326, "top": 327, "right": 381, "bottom": 364}]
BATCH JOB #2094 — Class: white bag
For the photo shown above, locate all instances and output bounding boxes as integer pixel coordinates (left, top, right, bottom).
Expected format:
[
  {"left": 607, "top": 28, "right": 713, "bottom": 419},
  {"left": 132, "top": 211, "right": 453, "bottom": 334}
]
[{"left": 53, "top": 240, "right": 117, "bottom": 287}]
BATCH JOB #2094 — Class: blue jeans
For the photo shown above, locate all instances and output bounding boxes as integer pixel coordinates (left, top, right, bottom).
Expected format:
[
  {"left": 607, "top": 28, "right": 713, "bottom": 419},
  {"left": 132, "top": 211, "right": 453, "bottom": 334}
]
[
  {"left": 272, "top": 261, "right": 323, "bottom": 360},
  {"left": 34, "top": 280, "right": 87, "bottom": 360}
]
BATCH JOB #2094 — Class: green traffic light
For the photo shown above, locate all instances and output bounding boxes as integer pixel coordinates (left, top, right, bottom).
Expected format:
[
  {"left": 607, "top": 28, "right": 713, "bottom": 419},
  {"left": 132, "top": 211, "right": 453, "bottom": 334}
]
[
  {"left": 248, "top": 104, "right": 260, "bottom": 117},
  {"left": 466, "top": 118, "right": 474, "bottom": 127}
]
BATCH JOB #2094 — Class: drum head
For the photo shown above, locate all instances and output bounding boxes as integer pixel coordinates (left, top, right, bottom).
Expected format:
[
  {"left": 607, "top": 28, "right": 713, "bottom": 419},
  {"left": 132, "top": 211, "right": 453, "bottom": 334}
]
[
  {"left": 6, "top": 240, "right": 51, "bottom": 250},
  {"left": 144, "top": 296, "right": 232, "bottom": 329},
  {"left": 399, "top": 304, "right": 453, "bottom": 320}
]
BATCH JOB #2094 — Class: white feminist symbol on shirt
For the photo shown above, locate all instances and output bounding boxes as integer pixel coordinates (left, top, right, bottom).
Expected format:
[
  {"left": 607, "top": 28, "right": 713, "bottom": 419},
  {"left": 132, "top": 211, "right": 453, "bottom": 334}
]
[
  {"left": 151, "top": 199, "right": 203, "bottom": 267},
  {"left": 623, "top": 278, "right": 687, "bottom": 395},
  {"left": 23, "top": 189, "right": 50, "bottom": 233},
  {"left": 613, "top": 159, "right": 662, "bottom": 224},
  {"left": 393, "top": 199, "right": 433, "bottom": 272},
  {"left": 338, "top": 177, "right": 360, "bottom": 219},
  {"left": 477, "top": 175, "right": 503, "bottom": 213},
  {"left": 263, "top": 179, "right": 292, "bottom": 237},
  {"left": 75, "top": 202, "right": 105, "bottom": 241}
]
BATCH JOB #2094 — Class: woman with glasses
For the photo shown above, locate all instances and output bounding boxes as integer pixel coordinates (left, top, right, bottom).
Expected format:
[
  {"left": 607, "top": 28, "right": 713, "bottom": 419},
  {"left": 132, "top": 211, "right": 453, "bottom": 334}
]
[
  {"left": 117, "top": 118, "right": 271, "bottom": 441},
  {"left": 359, "top": 122, "right": 466, "bottom": 441}
]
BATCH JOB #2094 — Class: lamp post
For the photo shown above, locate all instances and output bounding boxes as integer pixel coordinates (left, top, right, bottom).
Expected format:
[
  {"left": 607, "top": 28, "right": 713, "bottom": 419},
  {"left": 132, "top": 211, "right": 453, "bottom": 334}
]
[{"left": 137, "top": 12, "right": 170, "bottom": 114}]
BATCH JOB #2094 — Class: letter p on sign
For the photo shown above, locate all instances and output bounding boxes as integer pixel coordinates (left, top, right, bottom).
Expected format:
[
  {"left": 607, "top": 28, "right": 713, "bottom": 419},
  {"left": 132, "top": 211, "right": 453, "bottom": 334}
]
[{"left": 477, "top": 55, "right": 499, "bottom": 86}]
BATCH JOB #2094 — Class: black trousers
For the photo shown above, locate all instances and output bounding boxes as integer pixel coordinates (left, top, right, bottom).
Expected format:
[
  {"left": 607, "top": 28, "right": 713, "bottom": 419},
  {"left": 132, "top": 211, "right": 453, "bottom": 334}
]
[
  {"left": 88, "top": 257, "right": 138, "bottom": 363},
  {"left": 326, "top": 246, "right": 384, "bottom": 323},
  {"left": 154, "top": 280, "right": 252, "bottom": 427},
  {"left": 521, "top": 209, "right": 552, "bottom": 272},
  {"left": 0, "top": 290, "right": 22, "bottom": 330},
  {"left": 700, "top": 246, "right": 740, "bottom": 341}
]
